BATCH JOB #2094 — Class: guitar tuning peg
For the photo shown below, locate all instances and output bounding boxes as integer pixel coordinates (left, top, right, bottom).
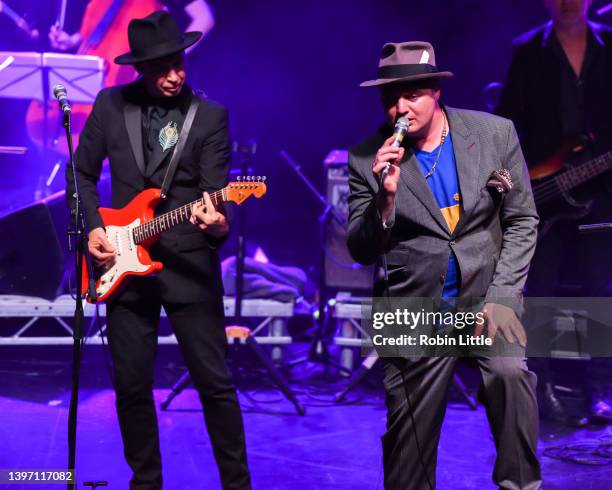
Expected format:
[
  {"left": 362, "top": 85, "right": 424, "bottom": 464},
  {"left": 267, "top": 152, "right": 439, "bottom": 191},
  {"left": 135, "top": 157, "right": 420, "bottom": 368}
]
[
  {"left": 263, "top": 176, "right": 267, "bottom": 181},
  {"left": 237, "top": 176, "right": 242, "bottom": 182}
]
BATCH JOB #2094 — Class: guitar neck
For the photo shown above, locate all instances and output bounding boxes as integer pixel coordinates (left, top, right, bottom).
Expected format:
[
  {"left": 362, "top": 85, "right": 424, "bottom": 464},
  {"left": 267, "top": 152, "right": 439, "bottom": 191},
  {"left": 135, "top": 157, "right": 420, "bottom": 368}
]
[
  {"left": 133, "top": 188, "right": 227, "bottom": 244},
  {"left": 557, "top": 150, "right": 612, "bottom": 192}
]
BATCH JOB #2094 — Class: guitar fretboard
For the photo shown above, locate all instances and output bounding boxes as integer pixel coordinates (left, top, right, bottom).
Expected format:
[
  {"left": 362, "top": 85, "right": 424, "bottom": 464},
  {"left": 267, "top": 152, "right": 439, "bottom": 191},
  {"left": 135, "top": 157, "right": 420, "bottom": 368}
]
[
  {"left": 556, "top": 150, "right": 612, "bottom": 192},
  {"left": 132, "top": 188, "right": 226, "bottom": 244}
]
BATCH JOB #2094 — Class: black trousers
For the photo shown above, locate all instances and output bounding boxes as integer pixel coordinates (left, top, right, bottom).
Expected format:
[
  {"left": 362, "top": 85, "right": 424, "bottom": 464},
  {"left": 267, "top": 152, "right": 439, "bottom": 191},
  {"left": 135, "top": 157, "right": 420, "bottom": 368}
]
[
  {"left": 382, "top": 352, "right": 541, "bottom": 490},
  {"left": 106, "top": 293, "right": 250, "bottom": 490}
]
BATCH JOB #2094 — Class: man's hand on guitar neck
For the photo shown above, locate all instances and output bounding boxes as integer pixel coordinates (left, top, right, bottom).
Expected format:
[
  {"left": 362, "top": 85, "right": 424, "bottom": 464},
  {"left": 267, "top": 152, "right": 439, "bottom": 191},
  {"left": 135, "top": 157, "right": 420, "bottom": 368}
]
[
  {"left": 88, "top": 227, "right": 116, "bottom": 266},
  {"left": 190, "top": 192, "right": 229, "bottom": 238}
]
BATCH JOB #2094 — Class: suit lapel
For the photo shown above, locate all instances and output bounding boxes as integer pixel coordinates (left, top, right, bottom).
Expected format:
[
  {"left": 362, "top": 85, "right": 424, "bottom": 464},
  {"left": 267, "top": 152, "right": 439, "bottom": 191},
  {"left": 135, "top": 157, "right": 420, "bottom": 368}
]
[
  {"left": 124, "top": 103, "right": 146, "bottom": 175},
  {"left": 399, "top": 149, "right": 450, "bottom": 234},
  {"left": 446, "top": 108, "right": 480, "bottom": 236}
]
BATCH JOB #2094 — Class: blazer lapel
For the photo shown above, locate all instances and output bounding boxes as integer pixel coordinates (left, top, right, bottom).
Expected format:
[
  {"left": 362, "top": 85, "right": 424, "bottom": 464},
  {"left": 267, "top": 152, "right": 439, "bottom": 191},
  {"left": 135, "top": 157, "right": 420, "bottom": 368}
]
[
  {"left": 124, "top": 103, "right": 146, "bottom": 175},
  {"left": 446, "top": 108, "right": 480, "bottom": 236},
  {"left": 399, "top": 149, "right": 450, "bottom": 234}
]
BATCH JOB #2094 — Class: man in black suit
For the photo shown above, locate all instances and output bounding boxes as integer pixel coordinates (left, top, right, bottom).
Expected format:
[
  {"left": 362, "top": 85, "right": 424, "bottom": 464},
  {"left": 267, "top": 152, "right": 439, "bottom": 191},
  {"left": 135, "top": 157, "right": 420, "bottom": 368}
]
[
  {"left": 497, "top": 0, "right": 612, "bottom": 424},
  {"left": 66, "top": 11, "right": 250, "bottom": 490}
]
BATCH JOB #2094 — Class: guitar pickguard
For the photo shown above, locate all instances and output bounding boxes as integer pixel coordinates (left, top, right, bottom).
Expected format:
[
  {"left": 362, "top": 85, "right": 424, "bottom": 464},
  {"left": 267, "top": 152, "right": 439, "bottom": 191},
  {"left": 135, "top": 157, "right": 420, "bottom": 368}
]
[{"left": 94, "top": 219, "right": 151, "bottom": 300}]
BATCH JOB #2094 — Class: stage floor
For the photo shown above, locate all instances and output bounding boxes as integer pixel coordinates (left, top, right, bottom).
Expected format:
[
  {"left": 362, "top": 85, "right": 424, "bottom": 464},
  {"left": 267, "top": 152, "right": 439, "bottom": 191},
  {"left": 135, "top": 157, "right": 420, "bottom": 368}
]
[{"left": 1, "top": 350, "right": 611, "bottom": 489}]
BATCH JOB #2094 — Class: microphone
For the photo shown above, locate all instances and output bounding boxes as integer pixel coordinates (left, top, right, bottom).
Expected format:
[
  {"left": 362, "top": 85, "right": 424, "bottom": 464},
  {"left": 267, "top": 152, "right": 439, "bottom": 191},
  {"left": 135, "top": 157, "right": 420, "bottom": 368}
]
[
  {"left": 53, "top": 84, "right": 72, "bottom": 114},
  {"left": 391, "top": 116, "right": 409, "bottom": 148},
  {"left": 380, "top": 116, "right": 409, "bottom": 186}
]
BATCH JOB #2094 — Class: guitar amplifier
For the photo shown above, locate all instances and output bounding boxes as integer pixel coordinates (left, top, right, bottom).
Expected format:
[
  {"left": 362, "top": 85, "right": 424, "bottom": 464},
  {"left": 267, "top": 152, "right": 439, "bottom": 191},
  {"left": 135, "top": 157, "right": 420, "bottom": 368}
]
[
  {"left": 0, "top": 201, "right": 64, "bottom": 299},
  {"left": 324, "top": 149, "right": 373, "bottom": 291}
]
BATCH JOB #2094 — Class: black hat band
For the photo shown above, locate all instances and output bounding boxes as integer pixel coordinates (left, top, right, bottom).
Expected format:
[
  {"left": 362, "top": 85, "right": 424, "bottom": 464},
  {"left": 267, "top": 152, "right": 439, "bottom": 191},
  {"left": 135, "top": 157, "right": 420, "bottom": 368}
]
[
  {"left": 130, "top": 37, "right": 189, "bottom": 62},
  {"left": 377, "top": 63, "right": 437, "bottom": 79}
]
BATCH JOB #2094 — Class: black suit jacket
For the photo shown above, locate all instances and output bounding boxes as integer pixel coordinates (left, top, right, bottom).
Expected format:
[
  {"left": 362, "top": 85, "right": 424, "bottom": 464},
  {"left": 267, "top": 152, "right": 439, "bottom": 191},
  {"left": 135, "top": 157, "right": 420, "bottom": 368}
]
[
  {"left": 496, "top": 21, "right": 612, "bottom": 165},
  {"left": 67, "top": 80, "right": 230, "bottom": 304}
]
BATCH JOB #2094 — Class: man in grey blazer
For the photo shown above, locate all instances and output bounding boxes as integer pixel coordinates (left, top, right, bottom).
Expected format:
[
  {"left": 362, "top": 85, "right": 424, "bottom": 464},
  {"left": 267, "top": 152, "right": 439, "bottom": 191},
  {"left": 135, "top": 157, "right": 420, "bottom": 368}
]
[{"left": 348, "top": 41, "right": 542, "bottom": 489}]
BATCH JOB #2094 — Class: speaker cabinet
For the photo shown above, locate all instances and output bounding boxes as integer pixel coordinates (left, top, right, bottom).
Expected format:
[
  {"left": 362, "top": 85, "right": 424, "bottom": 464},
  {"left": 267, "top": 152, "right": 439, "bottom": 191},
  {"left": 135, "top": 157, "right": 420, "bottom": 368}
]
[{"left": 324, "top": 150, "right": 373, "bottom": 291}]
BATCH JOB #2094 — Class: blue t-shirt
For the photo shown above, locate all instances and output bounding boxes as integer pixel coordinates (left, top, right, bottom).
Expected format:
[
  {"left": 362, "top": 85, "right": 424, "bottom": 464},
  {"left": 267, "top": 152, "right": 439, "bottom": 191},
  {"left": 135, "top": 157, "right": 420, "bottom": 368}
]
[{"left": 414, "top": 133, "right": 461, "bottom": 297}]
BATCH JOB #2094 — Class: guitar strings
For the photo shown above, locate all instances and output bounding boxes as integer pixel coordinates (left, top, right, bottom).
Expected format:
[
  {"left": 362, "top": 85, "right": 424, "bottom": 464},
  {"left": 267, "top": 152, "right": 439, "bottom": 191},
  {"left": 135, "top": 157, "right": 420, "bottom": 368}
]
[
  {"left": 531, "top": 153, "right": 609, "bottom": 204},
  {"left": 134, "top": 189, "right": 225, "bottom": 243}
]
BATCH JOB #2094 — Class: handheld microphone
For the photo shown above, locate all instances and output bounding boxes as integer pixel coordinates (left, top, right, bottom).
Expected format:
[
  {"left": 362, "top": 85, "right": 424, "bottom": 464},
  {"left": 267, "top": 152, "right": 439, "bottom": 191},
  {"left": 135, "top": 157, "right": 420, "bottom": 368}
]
[
  {"left": 380, "top": 116, "right": 409, "bottom": 185},
  {"left": 53, "top": 84, "right": 72, "bottom": 114},
  {"left": 391, "top": 116, "right": 409, "bottom": 148}
]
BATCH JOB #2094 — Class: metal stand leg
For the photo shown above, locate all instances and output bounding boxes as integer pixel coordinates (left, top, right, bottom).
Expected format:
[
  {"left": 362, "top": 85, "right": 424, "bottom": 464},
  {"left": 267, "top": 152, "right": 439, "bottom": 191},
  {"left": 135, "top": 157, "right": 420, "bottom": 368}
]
[
  {"left": 336, "top": 349, "right": 478, "bottom": 410},
  {"left": 160, "top": 370, "right": 192, "bottom": 411},
  {"left": 244, "top": 335, "right": 305, "bottom": 415},
  {"left": 161, "top": 327, "right": 305, "bottom": 415},
  {"left": 452, "top": 372, "right": 478, "bottom": 409},
  {"left": 339, "top": 318, "right": 355, "bottom": 375},
  {"left": 270, "top": 318, "right": 285, "bottom": 363}
]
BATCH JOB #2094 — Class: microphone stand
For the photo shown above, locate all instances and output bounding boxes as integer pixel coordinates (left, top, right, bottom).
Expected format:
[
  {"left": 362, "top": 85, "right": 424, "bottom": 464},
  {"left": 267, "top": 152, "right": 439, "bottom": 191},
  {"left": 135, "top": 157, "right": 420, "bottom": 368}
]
[
  {"left": 279, "top": 150, "right": 352, "bottom": 375},
  {"left": 232, "top": 141, "right": 257, "bottom": 319},
  {"left": 64, "top": 107, "right": 97, "bottom": 490},
  {"left": 578, "top": 222, "right": 612, "bottom": 233}
]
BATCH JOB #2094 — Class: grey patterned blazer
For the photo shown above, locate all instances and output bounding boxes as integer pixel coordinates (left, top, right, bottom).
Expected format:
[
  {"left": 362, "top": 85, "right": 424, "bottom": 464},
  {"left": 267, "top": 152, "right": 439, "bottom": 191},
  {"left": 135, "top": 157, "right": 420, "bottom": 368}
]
[{"left": 347, "top": 106, "right": 539, "bottom": 307}]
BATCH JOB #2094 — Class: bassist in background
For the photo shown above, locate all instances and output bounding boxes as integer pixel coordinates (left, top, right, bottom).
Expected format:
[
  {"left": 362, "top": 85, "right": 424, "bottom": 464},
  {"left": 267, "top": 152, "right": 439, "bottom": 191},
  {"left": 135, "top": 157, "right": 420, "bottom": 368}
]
[
  {"left": 497, "top": 0, "right": 612, "bottom": 423},
  {"left": 65, "top": 11, "right": 250, "bottom": 489}
]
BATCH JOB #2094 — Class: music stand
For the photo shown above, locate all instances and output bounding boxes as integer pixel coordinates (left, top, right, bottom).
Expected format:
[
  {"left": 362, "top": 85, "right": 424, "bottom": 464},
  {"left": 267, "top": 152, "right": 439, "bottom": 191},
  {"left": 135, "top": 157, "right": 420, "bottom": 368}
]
[
  {"left": 0, "top": 52, "right": 43, "bottom": 99},
  {"left": 0, "top": 51, "right": 103, "bottom": 149},
  {"left": 43, "top": 53, "right": 104, "bottom": 103}
]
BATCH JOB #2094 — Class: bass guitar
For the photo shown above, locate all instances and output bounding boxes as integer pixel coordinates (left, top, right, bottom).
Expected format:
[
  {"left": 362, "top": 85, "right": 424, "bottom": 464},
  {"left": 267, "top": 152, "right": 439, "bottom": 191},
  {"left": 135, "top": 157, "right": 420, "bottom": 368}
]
[
  {"left": 82, "top": 178, "right": 267, "bottom": 303},
  {"left": 529, "top": 141, "right": 612, "bottom": 238}
]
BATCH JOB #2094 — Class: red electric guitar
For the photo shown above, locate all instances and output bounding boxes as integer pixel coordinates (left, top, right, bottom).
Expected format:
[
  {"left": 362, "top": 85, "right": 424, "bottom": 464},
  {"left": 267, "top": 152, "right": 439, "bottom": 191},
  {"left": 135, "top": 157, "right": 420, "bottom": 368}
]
[{"left": 81, "top": 177, "right": 267, "bottom": 303}]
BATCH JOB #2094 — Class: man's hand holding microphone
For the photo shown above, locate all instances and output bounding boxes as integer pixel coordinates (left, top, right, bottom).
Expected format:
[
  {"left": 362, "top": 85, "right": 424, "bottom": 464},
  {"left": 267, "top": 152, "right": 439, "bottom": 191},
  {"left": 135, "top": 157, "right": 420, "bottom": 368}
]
[{"left": 372, "top": 116, "right": 409, "bottom": 225}]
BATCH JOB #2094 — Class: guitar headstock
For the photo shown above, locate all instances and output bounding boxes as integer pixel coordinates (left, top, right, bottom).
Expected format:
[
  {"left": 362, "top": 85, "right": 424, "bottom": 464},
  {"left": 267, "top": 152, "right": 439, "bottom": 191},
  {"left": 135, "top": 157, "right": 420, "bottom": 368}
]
[{"left": 226, "top": 176, "right": 267, "bottom": 204}]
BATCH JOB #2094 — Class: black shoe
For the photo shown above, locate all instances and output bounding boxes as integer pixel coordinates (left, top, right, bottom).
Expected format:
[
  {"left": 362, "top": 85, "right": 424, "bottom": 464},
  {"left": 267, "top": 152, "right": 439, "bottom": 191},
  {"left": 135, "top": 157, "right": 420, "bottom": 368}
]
[{"left": 540, "top": 382, "right": 568, "bottom": 423}]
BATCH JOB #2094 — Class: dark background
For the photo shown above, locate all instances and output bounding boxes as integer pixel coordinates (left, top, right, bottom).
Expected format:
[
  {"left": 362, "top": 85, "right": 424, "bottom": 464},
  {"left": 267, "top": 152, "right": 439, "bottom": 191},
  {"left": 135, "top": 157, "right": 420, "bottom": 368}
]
[{"left": 1, "top": 0, "right": 611, "bottom": 274}]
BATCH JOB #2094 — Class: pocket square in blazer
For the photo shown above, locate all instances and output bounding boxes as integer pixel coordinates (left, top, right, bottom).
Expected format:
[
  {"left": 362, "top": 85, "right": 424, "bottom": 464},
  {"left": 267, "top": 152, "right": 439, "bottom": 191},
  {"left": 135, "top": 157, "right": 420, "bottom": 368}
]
[{"left": 486, "top": 169, "right": 513, "bottom": 194}]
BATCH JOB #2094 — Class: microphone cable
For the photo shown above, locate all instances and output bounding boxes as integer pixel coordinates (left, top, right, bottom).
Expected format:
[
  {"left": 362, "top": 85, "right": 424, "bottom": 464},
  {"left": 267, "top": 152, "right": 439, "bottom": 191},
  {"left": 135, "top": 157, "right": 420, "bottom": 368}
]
[{"left": 379, "top": 188, "right": 434, "bottom": 490}]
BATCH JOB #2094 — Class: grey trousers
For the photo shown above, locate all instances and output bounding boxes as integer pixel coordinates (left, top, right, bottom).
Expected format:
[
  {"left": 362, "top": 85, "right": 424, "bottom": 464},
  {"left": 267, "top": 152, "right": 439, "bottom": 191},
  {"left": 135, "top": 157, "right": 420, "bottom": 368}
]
[{"left": 381, "top": 354, "right": 542, "bottom": 490}]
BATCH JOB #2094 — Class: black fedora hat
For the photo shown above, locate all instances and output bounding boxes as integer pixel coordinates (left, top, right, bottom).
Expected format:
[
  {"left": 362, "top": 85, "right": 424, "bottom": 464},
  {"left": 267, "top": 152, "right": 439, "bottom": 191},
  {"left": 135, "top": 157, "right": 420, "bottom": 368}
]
[
  {"left": 114, "top": 11, "right": 202, "bottom": 65},
  {"left": 360, "top": 41, "right": 453, "bottom": 87}
]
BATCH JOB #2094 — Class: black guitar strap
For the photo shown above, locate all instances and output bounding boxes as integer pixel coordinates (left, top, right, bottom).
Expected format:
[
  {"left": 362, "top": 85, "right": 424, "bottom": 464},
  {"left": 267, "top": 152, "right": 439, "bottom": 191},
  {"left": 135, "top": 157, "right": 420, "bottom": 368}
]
[{"left": 160, "top": 92, "right": 200, "bottom": 199}]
